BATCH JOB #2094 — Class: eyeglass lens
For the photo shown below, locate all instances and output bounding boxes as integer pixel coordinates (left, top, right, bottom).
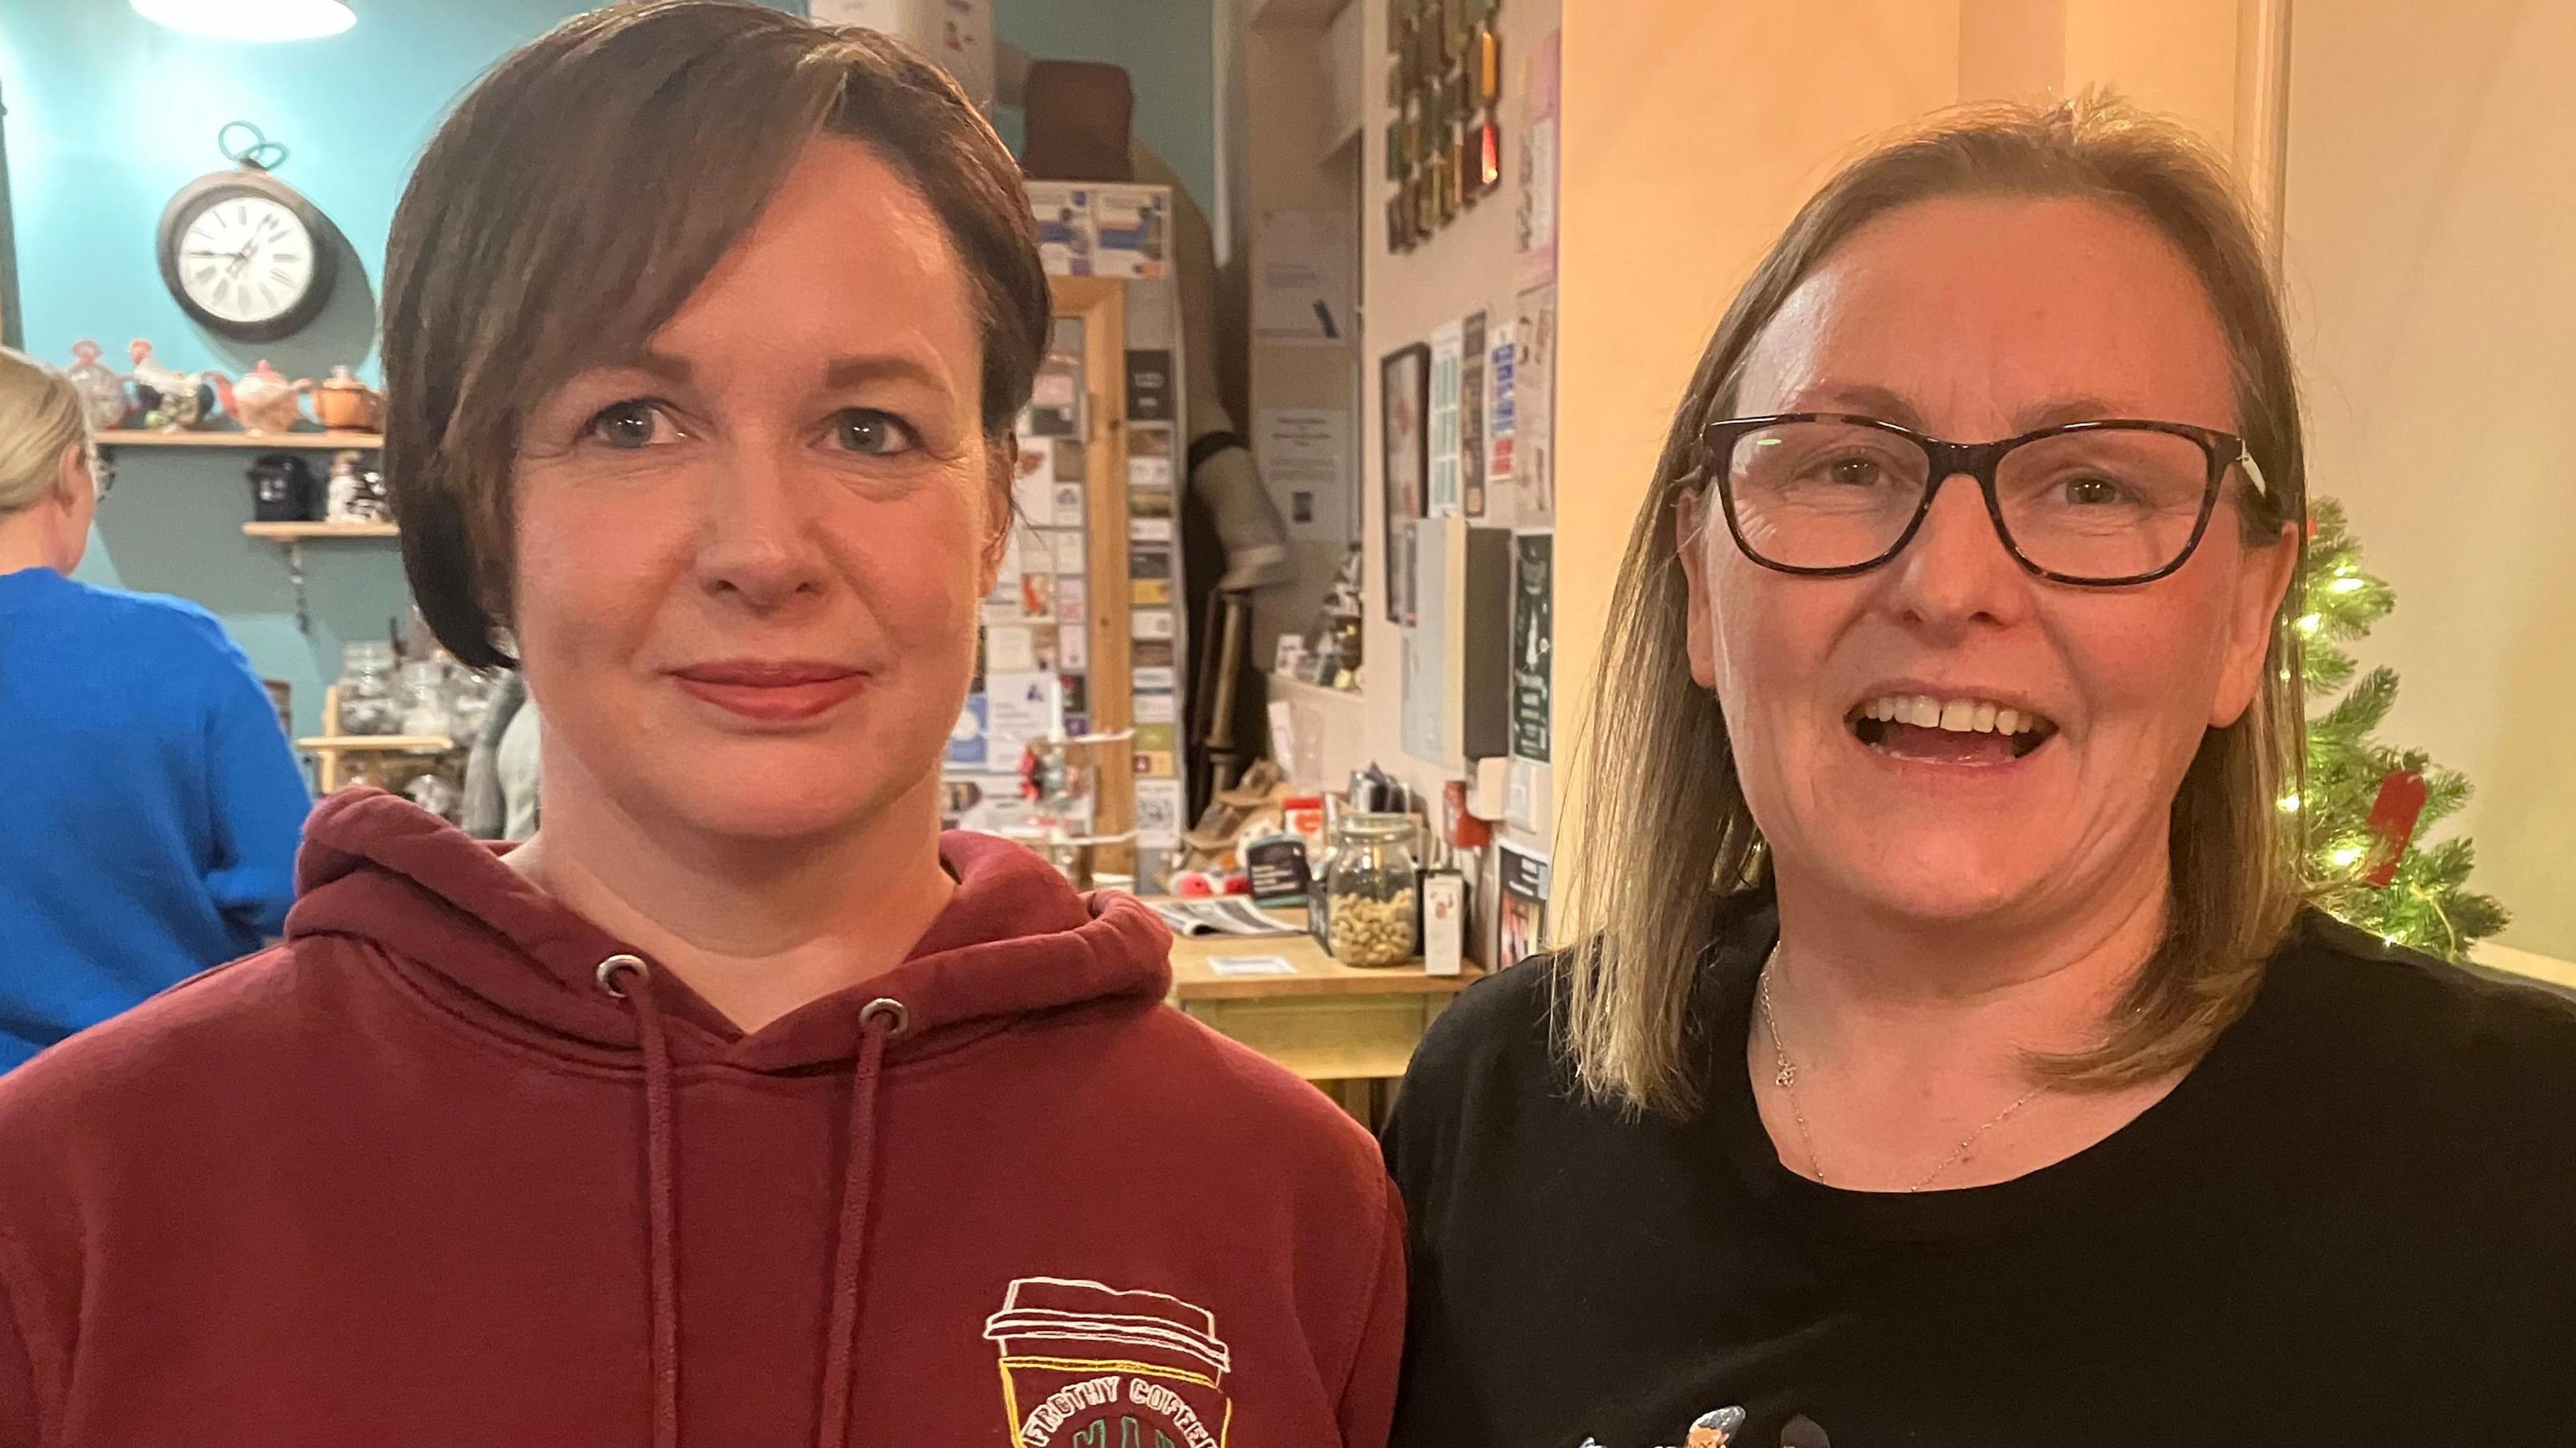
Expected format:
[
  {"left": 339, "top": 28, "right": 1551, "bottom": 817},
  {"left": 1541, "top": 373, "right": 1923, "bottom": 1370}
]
[{"left": 1723, "top": 420, "right": 2212, "bottom": 581}]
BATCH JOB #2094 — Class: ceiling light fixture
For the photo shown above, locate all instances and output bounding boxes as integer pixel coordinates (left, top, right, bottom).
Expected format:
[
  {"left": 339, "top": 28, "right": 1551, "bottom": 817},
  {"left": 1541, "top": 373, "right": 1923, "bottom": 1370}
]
[{"left": 129, "top": 0, "right": 356, "bottom": 43}]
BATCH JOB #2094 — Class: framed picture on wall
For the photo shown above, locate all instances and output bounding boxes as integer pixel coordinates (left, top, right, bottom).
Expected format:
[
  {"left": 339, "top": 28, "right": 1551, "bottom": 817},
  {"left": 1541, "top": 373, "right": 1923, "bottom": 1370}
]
[{"left": 1381, "top": 342, "right": 1430, "bottom": 623}]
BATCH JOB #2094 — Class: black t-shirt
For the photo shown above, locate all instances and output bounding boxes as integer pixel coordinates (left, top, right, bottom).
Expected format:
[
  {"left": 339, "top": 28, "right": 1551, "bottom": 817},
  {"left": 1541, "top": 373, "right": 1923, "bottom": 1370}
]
[{"left": 1381, "top": 902, "right": 2576, "bottom": 1447}]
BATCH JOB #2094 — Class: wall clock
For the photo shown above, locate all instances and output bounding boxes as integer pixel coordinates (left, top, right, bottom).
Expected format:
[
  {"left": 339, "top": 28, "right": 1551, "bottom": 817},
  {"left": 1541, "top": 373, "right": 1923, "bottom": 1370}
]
[{"left": 156, "top": 158, "right": 339, "bottom": 343}]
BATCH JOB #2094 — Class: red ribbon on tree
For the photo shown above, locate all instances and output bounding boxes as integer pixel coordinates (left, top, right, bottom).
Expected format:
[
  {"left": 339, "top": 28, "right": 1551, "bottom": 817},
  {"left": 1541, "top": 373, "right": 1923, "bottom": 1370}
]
[{"left": 2362, "top": 768, "right": 2428, "bottom": 887}]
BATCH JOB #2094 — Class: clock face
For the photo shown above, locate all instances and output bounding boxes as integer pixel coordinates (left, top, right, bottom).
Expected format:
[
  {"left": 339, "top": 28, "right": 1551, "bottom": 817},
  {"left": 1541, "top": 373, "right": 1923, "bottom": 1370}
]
[
  {"left": 158, "top": 169, "right": 339, "bottom": 342},
  {"left": 176, "top": 192, "right": 317, "bottom": 327}
]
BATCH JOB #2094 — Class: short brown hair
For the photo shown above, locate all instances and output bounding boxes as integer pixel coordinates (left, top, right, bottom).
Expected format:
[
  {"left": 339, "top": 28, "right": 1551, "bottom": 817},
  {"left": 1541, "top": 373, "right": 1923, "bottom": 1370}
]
[
  {"left": 383, "top": 0, "right": 1049, "bottom": 669},
  {"left": 1560, "top": 95, "right": 2308, "bottom": 1116}
]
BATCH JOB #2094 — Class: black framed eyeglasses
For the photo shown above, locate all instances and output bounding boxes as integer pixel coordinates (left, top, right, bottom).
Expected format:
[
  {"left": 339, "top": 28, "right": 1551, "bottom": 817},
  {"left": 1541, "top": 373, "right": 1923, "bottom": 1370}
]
[{"left": 1695, "top": 412, "right": 2267, "bottom": 587}]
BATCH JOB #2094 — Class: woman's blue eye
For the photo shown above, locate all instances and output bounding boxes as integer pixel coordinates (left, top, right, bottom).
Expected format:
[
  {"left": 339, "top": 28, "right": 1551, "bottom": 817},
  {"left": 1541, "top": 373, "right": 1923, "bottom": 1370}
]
[
  {"left": 833, "top": 409, "right": 918, "bottom": 456},
  {"left": 587, "top": 400, "right": 674, "bottom": 449}
]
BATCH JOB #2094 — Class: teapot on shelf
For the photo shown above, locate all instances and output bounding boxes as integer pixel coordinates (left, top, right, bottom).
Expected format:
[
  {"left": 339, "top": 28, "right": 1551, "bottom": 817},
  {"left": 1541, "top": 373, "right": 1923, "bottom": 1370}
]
[
  {"left": 229, "top": 359, "right": 311, "bottom": 435},
  {"left": 127, "top": 339, "right": 231, "bottom": 432},
  {"left": 313, "top": 366, "right": 383, "bottom": 431}
]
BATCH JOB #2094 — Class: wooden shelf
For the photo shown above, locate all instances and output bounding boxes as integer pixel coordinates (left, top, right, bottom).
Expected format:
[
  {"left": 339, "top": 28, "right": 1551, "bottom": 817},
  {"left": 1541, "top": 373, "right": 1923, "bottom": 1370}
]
[
  {"left": 243, "top": 521, "right": 398, "bottom": 541},
  {"left": 294, "top": 734, "right": 454, "bottom": 755},
  {"left": 98, "top": 429, "right": 383, "bottom": 450}
]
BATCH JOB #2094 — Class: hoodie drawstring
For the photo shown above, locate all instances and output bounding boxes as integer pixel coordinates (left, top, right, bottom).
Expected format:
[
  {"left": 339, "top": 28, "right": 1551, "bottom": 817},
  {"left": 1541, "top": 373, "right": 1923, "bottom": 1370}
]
[
  {"left": 814, "top": 996, "right": 906, "bottom": 1448},
  {"left": 596, "top": 954, "right": 906, "bottom": 1448},
  {"left": 597, "top": 954, "right": 681, "bottom": 1448}
]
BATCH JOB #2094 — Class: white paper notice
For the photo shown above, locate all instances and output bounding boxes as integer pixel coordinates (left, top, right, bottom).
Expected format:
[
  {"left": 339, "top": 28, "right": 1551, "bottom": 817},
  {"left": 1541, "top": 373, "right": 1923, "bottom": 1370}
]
[
  {"left": 1050, "top": 482, "right": 1085, "bottom": 528},
  {"left": 984, "top": 624, "right": 1036, "bottom": 674},
  {"left": 1130, "top": 517, "right": 1175, "bottom": 545},
  {"left": 1132, "top": 610, "right": 1176, "bottom": 641},
  {"left": 1058, "top": 620, "right": 1088, "bottom": 672},
  {"left": 1135, "top": 777, "right": 1185, "bottom": 848},
  {"left": 1043, "top": 529, "right": 1087, "bottom": 575},
  {"left": 1134, "top": 689, "right": 1177, "bottom": 724},
  {"left": 1253, "top": 210, "right": 1356, "bottom": 346},
  {"left": 984, "top": 671, "right": 1058, "bottom": 761},
  {"left": 1258, "top": 407, "right": 1354, "bottom": 543},
  {"left": 1056, "top": 576, "right": 1088, "bottom": 626}
]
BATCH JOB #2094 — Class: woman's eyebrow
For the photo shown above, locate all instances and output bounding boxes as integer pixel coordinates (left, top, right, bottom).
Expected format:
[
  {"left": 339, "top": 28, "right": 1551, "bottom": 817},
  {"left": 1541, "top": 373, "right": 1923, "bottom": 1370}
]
[
  {"left": 2015, "top": 394, "right": 2131, "bottom": 431},
  {"left": 822, "top": 354, "right": 948, "bottom": 392},
  {"left": 1784, "top": 382, "right": 1924, "bottom": 429}
]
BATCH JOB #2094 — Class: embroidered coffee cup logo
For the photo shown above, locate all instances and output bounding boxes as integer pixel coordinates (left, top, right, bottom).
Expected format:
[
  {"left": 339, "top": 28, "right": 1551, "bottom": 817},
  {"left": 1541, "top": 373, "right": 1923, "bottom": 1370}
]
[{"left": 985, "top": 1276, "right": 1234, "bottom": 1448}]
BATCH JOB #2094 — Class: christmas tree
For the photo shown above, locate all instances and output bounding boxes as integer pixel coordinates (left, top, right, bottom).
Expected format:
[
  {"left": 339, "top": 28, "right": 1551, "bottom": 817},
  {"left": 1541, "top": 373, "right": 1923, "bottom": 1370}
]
[{"left": 2291, "top": 498, "right": 2509, "bottom": 957}]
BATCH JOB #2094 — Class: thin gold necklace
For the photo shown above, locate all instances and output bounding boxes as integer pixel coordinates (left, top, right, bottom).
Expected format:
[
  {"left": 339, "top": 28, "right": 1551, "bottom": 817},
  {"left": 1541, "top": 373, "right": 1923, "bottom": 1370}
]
[{"left": 1757, "top": 946, "right": 2047, "bottom": 1193}]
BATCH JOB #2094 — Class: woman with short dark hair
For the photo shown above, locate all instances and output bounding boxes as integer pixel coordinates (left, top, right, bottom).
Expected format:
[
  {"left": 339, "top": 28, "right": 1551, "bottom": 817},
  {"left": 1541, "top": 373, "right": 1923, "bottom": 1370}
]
[
  {"left": 0, "top": 6, "right": 1402, "bottom": 1445},
  {"left": 1385, "top": 99, "right": 2576, "bottom": 1447}
]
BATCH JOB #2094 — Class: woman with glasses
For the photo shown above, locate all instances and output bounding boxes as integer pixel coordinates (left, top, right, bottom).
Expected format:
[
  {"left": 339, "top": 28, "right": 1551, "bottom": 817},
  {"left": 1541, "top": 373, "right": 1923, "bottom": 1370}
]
[
  {"left": 1383, "top": 100, "right": 2576, "bottom": 1447},
  {"left": 0, "top": 347, "right": 309, "bottom": 1070}
]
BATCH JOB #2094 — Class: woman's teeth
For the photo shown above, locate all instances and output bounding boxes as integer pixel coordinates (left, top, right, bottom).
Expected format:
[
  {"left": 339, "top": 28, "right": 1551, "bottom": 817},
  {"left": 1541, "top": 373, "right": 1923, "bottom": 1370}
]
[{"left": 1856, "top": 693, "right": 2051, "bottom": 736}]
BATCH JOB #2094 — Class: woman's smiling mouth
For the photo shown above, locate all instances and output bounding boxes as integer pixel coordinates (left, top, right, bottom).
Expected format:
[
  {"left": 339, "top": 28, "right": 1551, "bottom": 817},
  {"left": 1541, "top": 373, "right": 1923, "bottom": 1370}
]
[{"left": 1847, "top": 691, "right": 2059, "bottom": 764}]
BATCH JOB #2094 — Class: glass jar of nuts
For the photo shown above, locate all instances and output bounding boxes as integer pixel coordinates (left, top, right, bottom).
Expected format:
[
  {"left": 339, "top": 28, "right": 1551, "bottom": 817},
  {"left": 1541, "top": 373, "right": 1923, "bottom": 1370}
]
[{"left": 1323, "top": 812, "right": 1421, "bottom": 967}]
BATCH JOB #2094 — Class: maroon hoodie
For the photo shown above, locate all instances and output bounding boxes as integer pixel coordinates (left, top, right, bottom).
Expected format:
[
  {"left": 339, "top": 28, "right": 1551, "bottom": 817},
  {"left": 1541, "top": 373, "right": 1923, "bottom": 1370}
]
[{"left": 0, "top": 789, "right": 1403, "bottom": 1446}]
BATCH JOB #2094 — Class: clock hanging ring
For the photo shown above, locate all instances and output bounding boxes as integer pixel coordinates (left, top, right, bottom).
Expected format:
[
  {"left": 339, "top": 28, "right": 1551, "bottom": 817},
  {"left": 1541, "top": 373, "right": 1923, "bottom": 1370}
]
[{"left": 156, "top": 123, "right": 341, "bottom": 343}]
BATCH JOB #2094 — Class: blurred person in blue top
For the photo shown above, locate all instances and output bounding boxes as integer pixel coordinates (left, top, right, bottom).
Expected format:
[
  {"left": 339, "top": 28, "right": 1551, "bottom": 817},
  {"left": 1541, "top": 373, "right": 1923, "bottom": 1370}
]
[{"left": 0, "top": 348, "right": 311, "bottom": 1070}]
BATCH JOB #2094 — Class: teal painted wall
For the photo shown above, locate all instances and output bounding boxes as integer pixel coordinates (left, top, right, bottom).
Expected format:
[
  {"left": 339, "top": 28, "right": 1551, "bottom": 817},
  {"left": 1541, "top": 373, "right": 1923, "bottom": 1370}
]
[
  {"left": 1, "top": 0, "right": 1212, "bottom": 741},
  {"left": 1, "top": 0, "right": 627, "bottom": 738},
  {"left": 994, "top": 0, "right": 1217, "bottom": 207}
]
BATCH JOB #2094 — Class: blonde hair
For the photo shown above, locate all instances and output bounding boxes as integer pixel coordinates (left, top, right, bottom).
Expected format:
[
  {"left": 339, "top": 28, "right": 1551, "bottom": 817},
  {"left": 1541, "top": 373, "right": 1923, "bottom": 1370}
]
[
  {"left": 0, "top": 349, "right": 91, "bottom": 515},
  {"left": 1559, "top": 96, "right": 2308, "bottom": 1117}
]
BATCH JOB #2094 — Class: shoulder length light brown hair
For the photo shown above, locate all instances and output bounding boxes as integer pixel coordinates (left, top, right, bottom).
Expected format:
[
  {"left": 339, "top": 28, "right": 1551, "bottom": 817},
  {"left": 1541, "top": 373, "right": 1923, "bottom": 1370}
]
[
  {"left": 1560, "top": 96, "right": 2308, "bottom": 1117},
  {"left": 382, "top": 0, "right": 1049, "bottom": 670}
]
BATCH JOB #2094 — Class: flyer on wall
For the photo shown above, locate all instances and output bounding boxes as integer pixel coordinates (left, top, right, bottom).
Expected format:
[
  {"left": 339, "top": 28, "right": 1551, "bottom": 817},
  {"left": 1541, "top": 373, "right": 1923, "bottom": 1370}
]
[
  {"left": 1496, "top": 842, "right": 1552, "bottom": 970},
  {"left": 1512, "top": 531, "right": 1552, "bottom": 762},
  {"left": 1427, "top": 320, "right": 1464, "bottom": 517},
  {"left": 1460, "top": 311, "right": 1488, "bottom": 517}
]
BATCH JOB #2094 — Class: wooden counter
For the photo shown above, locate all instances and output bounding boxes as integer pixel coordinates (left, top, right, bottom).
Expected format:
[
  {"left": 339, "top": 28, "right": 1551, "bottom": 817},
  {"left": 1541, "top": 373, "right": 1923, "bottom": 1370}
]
[{"left": 1161, "top": 906, "right": 1481, "bottom": 1088}]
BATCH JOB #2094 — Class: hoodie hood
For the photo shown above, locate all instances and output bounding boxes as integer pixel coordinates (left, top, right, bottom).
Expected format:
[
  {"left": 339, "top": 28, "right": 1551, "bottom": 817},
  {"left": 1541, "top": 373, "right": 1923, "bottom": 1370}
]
[{"left": 284, "top": 786, "right": 1173, "bottom": 1072}]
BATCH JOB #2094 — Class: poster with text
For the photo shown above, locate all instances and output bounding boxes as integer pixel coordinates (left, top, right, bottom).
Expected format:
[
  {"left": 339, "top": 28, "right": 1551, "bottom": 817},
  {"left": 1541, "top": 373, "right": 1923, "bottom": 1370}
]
[
  {"left": 984, "top": 671, "right": 1059, "bottom": 765},
  {"left": 1512, "top": 531, "right": 1553, "bottom": 762},
  {"left": 1258, "top": 407, "right": 1355, "bottom": 543},
  {"left": 1487, "top": 322, "right": 1517, "bottom": 488},
  {"left": 1428, "top": 321, "right": 1464, "bottom": 517},
  {"left": 1497, "top": 843, "right": 1552, "bottom": 970},
  {"left": 1511, "top": 285, "right": 1556, "bottom": 522}
]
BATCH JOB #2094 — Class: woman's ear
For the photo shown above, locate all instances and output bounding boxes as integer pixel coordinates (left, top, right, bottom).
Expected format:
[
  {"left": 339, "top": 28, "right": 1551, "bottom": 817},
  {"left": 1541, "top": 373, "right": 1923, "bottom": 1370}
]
[
  {"left": 54, "top": 444, "right": 89, "bottom": 507},
  {"left": 2210, "top": 520, "right": 2300, "bottom": 728},
  {"left": 1676, "top": 489, "right": 1721, "bottom": 689},
  {"left": 979, "top": 435, "right": 1019, "bottom": 596}
]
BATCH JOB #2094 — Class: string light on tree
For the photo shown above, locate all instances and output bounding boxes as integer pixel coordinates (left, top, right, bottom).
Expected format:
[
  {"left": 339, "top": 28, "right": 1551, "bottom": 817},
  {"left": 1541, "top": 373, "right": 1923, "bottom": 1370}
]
[{"left": 2294, "top": 499, "right": 2509, "bottom": 958}]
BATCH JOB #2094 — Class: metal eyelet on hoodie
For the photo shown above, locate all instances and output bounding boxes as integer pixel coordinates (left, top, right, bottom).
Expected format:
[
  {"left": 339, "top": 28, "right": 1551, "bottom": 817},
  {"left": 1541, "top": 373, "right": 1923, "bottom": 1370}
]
[
  {"left": 858, "top": 997, "right": 910, "bottom": 1038},
  {"left": 596, "top": 953, "right": 648, "bottom": 998}
]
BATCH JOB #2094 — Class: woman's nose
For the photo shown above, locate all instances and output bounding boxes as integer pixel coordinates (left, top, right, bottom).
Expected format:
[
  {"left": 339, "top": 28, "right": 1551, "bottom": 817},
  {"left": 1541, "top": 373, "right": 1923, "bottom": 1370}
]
[
  {"left": 693, "top": 443, "right": 831, "bottom": 610},
  {"left": 1882, "top": 471, "right": 2035, "bottom": 634}
]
